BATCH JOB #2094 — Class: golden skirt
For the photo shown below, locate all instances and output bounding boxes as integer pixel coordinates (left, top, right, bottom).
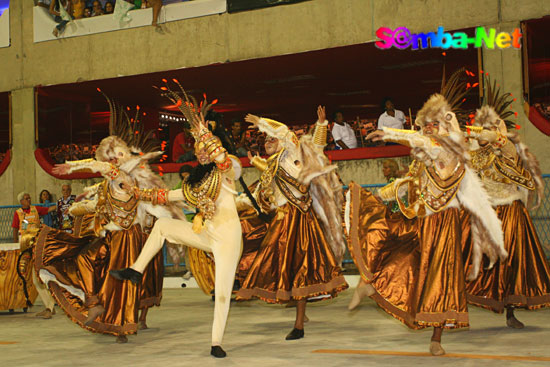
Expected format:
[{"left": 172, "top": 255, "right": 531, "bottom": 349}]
[
  {"left": 462, "top": 200, "right": 550, "bottom": 312},
  {"left": 236, "top": 207, "right": 269, "bottom": 285},
  {"left": 346, "top": 182, "right": 468, "bottom": 329},
  {"left": 34, "top": 222, "right": 162, "bottom": 336},
  {"left": 236, "top": 203, "right": 348, "bottom": 304},
  {"left": 0, "top": 249, "right": 38, "bottom": 310}
]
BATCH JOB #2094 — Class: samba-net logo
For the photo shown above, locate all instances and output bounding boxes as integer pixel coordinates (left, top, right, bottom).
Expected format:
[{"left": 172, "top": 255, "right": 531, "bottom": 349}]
[{"left": 375, "top": 26, "right": 522, "bottom": 50}]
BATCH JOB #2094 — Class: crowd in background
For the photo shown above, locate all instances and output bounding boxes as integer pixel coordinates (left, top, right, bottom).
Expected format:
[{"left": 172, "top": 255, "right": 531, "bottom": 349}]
[
  {"left": 535, "top": 101, "right": 550, "bottom": 119},
  {"left": 37, "top": 0, "right": 185, "bottom": 35},
  {"left": 45, "top": 99, "right": 411, "bottom": 165},
  {"left": 36, "top": 0, "right": 180, "bottom": 19},
  {"left": 48, "top": 143, "right": 97, "bottom": 164},
  {"left": 173, "top": 98, "right": 411, "bottom": 163}
]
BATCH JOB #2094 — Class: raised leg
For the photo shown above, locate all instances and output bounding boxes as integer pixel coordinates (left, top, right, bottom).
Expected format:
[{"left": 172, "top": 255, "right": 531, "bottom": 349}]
[{"left": 132, "top": 218, "right": 208, "bottom": 273}]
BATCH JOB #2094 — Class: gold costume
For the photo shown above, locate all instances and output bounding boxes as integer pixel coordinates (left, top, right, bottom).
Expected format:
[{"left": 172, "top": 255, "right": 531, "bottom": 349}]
[
  {"left": 237, "top": 118, "right": 348, "bottom": 304},
  {"left": 34, "top": 181, "right": 163, "bottom": 336},
  {"left": 462, "top": 140, "right": 550, "bottom": 312}
]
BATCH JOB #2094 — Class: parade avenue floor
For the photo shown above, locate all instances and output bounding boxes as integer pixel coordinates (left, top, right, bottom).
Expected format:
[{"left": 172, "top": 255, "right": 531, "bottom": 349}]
[{"left": 2, "top": 286, "right": 550, "bottom": 367}]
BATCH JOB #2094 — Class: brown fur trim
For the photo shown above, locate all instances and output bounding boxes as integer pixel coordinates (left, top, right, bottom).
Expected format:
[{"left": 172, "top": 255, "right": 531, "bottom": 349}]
[
  {"left": 474, "top": 105, "right": 500, "bottom": 128},
  {"left": 507, "top": 131, "right": 544, "bottom": 210},
  {"left": 298, "top": 136, "right": 346, "bottom": 263},
  {"left": 415, "top": 94, "right": 452, "bottom": 128}
]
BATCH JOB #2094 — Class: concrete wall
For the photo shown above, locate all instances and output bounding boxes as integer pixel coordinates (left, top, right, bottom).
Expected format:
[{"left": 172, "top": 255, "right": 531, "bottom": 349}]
[{"left": 1, "top": 0, "right": 549, "bottom": 204}]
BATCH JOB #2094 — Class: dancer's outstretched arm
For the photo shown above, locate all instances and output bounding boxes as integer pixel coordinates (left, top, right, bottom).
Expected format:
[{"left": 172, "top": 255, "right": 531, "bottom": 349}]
[{"left": 245, "top": 114, "right": 299, "bottom": 153}]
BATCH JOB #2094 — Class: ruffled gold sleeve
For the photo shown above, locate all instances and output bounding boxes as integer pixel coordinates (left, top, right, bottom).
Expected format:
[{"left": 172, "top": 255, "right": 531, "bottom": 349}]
[{"left": 378, "top": 181, "right": 397, "bottom": 201}]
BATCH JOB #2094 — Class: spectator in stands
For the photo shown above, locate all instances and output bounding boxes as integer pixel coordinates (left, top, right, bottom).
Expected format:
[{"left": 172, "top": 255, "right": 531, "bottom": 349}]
[
  {"left": 377, "top": 97, "right": 406, "bottom": 130},
  {"left": 147, "top": 0, "right": 163, "bottom": 27},
  {"left": 37, "top": 0, "right": 52, "bottom": 9},
  {"left": 83, "top": 6, "right": 92, "bottom": 17},
  {"left": 104, "top": 1, "right": 114, "bottom": 14},
  {"left": 382, "top": 159, "right": 400, "bottom": 182},
  {"left": 39, "top": 189, "right": 57, "bottom": 228},
  {"left": 57, "top": 184, "right": 76, "bottom": 233},
  {"left": 172, "top": 127, "right": 195, "bottom": 163},
  {"left": 12, "top": 192, "right": 56, "bottom": 243},
  {"left": 230, "top": 119, "right": 248, "bottom": 157},
  {"left": 49, "top": 0, "right": 73, "bottom": 37},
  {"left": 331, "top": 111, "right": 358, "bottom": 149},
  {"left": 91, "top": 0, "right": 103, "bottom": 16},
  {"left": 72, "top": 0, "right": 86, "bottom": 19}
]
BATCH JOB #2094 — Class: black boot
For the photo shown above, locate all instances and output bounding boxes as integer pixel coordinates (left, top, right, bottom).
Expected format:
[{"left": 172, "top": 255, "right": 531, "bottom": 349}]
[
  {"left": 109, "top": 268, "right": 143, "bottom": 284},
  {"left": 285, "top": 328, "right": 304, "bottom": 340},
  {"left": 211, "top": 345, "right": 226, "bottom": 358}
]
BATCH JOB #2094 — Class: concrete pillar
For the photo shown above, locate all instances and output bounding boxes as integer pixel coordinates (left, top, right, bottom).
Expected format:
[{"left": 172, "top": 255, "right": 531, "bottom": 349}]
[
  {"left": 10, "top": 87, "right": 37, "bottom": 204},
  {"left": 482, "top": 21, "right": 550, "bottom": 172}
]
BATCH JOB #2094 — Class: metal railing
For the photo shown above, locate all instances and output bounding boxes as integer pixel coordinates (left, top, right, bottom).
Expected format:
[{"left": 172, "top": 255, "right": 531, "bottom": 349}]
[{"left": 2, "top": 177, "right": 550, "bottom": 267}]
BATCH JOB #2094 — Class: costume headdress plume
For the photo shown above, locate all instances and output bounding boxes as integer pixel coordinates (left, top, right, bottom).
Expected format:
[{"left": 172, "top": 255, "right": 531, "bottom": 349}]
[
  {"left": 476, "top": 75, "right": 517, "bottom": 129},
  {"left": 155, "top": 79, "right": 218, "bottom": 140},
  {"left": 98, "top": 88, "right": 160, "bottom": 154}
]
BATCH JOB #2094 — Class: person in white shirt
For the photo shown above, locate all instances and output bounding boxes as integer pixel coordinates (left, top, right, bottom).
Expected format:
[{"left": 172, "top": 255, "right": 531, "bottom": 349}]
[
  {"left": 377, "top": 98, "right": 406, "bottom": 130},
  {"left": 331, "top": 111, "right": 358, "bottom": 149}
]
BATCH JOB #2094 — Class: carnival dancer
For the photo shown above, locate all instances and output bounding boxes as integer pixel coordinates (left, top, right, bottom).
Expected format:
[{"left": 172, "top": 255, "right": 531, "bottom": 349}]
[
  {"left": 462, "top": 77, "right": 550, "bottom": 328},
  {"left": 345, "top": 70, "right": 507, "bottom": 355},
  {"left": 235, "top": 106, "right": 348, "bottom": 341},
  {"left": 110, "top": 82, "right": 243, "bottom": 358},
  {"left": 34, "top": 95, "right": 177, "bottom": 342}
]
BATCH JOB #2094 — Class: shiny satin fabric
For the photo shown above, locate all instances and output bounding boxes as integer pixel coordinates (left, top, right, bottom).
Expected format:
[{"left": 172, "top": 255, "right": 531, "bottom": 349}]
[
  {"left": 347, "top": 182, "right": 468, "bottom": 330},
  {"left": 0, "top": 249, "right": 38, "bottom": 310},
  {"left": 237, "top": 203, "right": 348, "bottom": 304},
  {"left": 236, "top": 207, "right": 269, "bottom": 285},
  {"left": 34, "top": 221, "right": 162, "bottom": 336},
  {"left": 462, "top": 200, "right": 550, "bottom": 312},
  {"left": 187, "top": 247, "right": 215, "bottom": 295}
]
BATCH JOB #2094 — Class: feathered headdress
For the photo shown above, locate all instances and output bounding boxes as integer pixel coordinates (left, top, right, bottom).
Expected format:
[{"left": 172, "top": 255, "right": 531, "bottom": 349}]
[
  {"left": 415, "top": 67, "right": 469, "bottom": 128},
  {"left": 98, "top": 89, "right": 160, "bottom": 154},
  {"left": 155, "top": 79, "right": 218, "bottom": 143},
  {"left": 473, "top": 75, "right": 518, "bottom": 130}
]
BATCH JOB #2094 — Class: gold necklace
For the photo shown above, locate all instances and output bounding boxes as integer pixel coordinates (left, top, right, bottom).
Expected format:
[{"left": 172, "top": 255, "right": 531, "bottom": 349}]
[{"left": 182, "top": 168, "right": 222, "bottom": 220}]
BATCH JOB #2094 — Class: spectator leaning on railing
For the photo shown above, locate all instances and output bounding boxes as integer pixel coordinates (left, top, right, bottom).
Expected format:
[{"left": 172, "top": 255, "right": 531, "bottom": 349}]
[
  {"left": 331, "top": 111, "right": 358, "bottom": 149},
  {"left": 57, "top": 184, "right": 76, "bottom": 233},
  {"left": 12, "top": 192, "right": 56, "bottom": 243},
  {"left": 39, "top": 189, "right": 57, "bottom": 228},
  {"left": 377, "top": 97, "right": 406, "bottom": 130}
]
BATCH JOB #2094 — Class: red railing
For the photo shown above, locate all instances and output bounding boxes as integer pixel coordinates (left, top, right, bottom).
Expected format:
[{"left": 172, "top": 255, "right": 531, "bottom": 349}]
[{"left": 0, "top": 150, "right": 11, "bottom": 177}]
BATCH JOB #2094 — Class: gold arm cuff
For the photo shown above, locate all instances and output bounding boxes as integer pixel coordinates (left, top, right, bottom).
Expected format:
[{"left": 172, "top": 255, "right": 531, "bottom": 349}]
[
  {"left": 313, "top": 124, "right": 328, "bottom": 146},
  {"left": 250, "top": 156, "right": 268, "bottom": 172}
]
